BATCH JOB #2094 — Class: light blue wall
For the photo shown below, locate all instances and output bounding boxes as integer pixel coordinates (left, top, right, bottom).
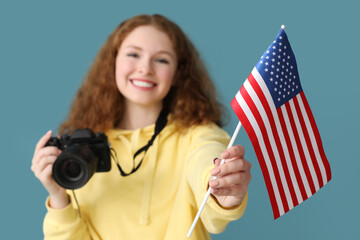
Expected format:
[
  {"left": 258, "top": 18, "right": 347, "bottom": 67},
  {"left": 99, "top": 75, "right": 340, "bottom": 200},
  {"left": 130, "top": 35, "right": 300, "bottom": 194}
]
[{"left": 1, "top": 0, "right": 359, "bottom": 239}]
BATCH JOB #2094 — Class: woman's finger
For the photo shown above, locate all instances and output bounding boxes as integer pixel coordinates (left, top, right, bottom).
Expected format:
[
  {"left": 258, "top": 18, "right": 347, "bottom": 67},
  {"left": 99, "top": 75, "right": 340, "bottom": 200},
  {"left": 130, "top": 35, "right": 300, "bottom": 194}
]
[
  {"left": 211, "top": 158, "right": 251, "bottom": 177},
  {"left": 220, "top": 145, "right": 245, "bottom": 159},
  {"left": 213, "top": 157, "right": 221, "bottom": 166},
  {"left": 36, "top": 155, "right": 58, "bottom": 174},
  {"left": 34, "top": 130, "right": 53, "bottom": 154},
  {"left": 211, "top": 185, "right": 246, "bottom": 197},
  {"left": 38, "top": 164, "right": 56, "bottom": 187},
  {"left": 210, "top": 172, "right": 244, "bottom": 188},
  {"left": 35, "top": 146, "right": 62, "bottom": 164}
]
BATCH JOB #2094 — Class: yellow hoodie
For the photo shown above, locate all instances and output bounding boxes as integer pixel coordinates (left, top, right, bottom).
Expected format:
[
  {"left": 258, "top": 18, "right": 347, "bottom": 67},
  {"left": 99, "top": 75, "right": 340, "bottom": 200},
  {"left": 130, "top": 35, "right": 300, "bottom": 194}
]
[{"left": 43, "top": 122, "right": 247, "bottom": 240}]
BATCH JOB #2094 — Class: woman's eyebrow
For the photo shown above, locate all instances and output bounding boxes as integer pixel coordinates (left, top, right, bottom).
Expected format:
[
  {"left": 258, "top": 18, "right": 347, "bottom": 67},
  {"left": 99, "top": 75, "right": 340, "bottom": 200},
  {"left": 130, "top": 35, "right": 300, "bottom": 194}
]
[{"left": 124, "top": 45, "right": 142, "bottom": 50}]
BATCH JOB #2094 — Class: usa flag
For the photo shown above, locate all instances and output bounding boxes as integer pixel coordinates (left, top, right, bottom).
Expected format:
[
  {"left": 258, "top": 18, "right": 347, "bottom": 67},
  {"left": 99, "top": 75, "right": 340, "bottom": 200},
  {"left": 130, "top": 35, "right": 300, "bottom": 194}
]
[{"left": 231, "top": 26, "right": 331, "bottom": 219}]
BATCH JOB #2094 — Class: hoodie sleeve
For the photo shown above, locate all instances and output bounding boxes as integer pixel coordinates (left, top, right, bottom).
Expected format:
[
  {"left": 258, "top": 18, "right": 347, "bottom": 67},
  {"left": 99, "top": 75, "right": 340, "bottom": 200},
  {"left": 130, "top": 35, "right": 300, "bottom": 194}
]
[
  {"left": 43, "top": 195, "right": 98, "bottom": 240},
  {"left": 185, "top": 124, "right": 248, "bottom": 234}
]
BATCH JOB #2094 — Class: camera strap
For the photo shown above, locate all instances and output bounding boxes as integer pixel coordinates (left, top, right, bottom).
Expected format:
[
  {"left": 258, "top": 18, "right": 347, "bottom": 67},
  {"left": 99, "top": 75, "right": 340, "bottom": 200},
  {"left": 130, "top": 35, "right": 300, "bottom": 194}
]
[{"left": 116, "top": 108, "right": 169, "bottom": 176}]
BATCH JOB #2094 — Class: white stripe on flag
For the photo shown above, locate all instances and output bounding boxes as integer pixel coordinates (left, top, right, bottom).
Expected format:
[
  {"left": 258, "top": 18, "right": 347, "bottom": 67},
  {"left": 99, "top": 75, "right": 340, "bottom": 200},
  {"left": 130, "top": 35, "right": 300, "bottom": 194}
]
[
  {"left": 296, "top": 95, "right": 328, "bottom": 184},
  {"left": 288, "top": 99, "right": 320, "bottom": 191},
  {"left": 280, "top": 106, "right": 312, "bottom": 198},
  {"left": 235, "top": 90, "right": 285, "bottom": 216}
]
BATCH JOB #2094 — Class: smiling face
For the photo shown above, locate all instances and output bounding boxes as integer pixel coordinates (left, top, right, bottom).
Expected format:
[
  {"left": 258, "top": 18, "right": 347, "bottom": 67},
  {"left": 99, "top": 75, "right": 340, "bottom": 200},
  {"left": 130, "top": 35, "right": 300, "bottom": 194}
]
[{"left": 115, "top": 25, "right": 177, "bottom": 112}]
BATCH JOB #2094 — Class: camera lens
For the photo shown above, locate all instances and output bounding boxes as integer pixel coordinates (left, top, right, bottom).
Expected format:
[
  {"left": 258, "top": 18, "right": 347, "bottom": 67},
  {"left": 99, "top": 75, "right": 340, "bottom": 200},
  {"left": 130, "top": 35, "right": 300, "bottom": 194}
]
[
  {"left": 62, "top": 160, "right": 82, "bottom": 180},
  {"left": 52, "top": 144, "right": 98, "bottom": 189}
]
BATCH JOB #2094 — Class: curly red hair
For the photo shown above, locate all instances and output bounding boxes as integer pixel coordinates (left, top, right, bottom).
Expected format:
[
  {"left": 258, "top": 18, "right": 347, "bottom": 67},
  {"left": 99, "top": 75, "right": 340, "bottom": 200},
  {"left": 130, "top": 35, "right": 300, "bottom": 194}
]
[{"left": 59, "top": 14, "right": 226, "bottom": 134}]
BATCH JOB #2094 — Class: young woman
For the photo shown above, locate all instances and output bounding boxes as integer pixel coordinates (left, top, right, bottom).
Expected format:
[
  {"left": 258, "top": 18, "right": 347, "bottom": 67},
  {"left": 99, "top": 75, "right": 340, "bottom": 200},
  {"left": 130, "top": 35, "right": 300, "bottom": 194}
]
[{"left": 31, "top": 14, "right": 252, "bottom": 239}]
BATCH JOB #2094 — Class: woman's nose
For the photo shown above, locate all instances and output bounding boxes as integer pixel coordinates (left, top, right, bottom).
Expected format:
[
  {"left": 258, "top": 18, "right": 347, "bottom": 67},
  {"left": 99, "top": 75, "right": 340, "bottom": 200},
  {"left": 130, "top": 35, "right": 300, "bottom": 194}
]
[{"left": 137, "top": 58, "right": 153, "bottom": 75}]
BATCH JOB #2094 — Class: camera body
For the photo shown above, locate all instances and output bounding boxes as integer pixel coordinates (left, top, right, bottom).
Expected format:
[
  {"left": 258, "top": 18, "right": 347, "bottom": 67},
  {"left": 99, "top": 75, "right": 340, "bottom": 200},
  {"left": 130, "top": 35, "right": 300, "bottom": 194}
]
[{"left": 46, "top": 128, "right": 111, "bottom": 189}]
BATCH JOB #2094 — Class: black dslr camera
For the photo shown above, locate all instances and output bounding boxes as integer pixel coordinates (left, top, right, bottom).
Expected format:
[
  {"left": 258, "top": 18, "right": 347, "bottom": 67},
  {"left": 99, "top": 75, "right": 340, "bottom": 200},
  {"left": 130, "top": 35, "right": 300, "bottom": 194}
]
[{"left": 45, "top": 128, "right": 111, "bottom": 189}]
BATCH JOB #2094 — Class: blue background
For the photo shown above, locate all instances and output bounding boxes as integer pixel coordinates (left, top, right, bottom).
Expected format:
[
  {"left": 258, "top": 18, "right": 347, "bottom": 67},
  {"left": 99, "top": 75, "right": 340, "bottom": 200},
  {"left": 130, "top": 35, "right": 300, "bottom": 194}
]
[{"left": 1, "top": 0, "right": 359, "bottom": 239}]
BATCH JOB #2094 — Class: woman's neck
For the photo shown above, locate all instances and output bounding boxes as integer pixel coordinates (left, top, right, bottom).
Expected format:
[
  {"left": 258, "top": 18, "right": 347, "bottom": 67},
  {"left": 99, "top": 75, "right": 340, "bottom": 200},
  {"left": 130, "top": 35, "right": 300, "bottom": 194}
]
[{"left": 119, "top": 103, "right": 162, "bottom": 130}]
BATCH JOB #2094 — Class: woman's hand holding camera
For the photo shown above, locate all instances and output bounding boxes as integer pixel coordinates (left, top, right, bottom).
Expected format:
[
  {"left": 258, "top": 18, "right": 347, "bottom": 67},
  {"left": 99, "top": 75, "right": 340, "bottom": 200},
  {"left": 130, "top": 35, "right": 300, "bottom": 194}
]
[
  {"left": 31, "top": 130, "right": 69, "bottom": 209},
  {"left": 210, "top": 145, "right": 252, "bottom": 208}
]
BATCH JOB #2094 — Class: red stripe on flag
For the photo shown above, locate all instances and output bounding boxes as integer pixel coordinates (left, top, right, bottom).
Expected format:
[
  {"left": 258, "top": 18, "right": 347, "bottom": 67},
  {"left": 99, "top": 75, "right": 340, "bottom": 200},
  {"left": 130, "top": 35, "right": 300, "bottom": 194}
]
[
  {"left": 293, "top": 96, "right": 323, "bottom": 188},
  {"left": 284, "top": 102, "right": 317, "bottom": 195},
  {"left": 300, "top": 92, "right": 332, "bottom": 182},
  {"left": 231, "top": 96, "right": 280, "bottom": 219},
  {"left": 248, "top": 73, "right": 298, "bottom": 207},
  {"left": 277, "top": 108, "right": 308, "bottom": 201},
  {"left": 240, "top": 86, "right": 290, "bottom": 214},
  {"left": 231, "top": 97, "right": 244, "bottom": 123}
]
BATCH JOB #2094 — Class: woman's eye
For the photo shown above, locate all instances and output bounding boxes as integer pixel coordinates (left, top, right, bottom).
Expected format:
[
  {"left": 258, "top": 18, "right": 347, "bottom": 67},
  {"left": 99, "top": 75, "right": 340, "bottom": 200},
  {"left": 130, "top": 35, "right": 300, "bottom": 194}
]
[
  {"left": 157, "top": 58, "right": 169, "bottom": 64},
  {"left": 127, "top": 53, "right": 138, "bottom": 58}
]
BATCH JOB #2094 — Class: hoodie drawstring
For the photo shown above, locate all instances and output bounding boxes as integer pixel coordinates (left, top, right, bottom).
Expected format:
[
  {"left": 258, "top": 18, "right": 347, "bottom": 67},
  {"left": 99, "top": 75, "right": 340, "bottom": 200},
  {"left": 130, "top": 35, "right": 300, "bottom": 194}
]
[{"left": 139, "top": 136, "right": 159, "bottom": 225}]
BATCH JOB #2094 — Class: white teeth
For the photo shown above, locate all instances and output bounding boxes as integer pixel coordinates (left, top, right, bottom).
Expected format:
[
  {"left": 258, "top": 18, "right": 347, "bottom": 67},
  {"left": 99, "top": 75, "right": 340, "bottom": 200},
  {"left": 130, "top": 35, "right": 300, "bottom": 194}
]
[{"left": 132, "top": 80, "right": 155, "bottom": 88}]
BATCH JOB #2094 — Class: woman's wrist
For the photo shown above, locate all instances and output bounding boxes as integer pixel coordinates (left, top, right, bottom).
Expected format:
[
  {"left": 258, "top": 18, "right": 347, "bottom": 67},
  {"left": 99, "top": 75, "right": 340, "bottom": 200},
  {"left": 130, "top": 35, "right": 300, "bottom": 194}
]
[{"left": 49, "top": 191, "right": 70, "bottom": 209}]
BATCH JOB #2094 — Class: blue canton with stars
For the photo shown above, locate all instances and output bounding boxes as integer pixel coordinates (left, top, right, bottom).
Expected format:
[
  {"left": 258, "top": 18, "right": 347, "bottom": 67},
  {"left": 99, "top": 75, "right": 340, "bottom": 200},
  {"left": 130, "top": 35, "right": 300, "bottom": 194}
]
[{"left": 255, "top": 27, "right": 302, "bottom": 109}]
